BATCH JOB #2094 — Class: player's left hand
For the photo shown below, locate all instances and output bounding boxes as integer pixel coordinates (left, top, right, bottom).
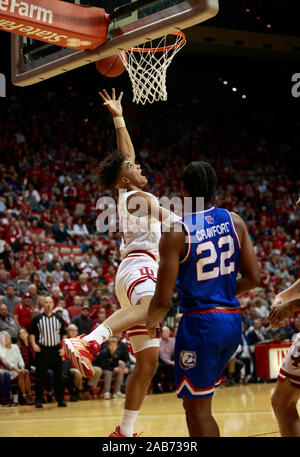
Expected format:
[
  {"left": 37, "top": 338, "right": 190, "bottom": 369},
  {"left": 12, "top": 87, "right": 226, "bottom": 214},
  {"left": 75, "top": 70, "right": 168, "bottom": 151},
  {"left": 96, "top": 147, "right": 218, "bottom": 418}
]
[{"left": 268, "top": 296, "right": 290, "bottom": 328}]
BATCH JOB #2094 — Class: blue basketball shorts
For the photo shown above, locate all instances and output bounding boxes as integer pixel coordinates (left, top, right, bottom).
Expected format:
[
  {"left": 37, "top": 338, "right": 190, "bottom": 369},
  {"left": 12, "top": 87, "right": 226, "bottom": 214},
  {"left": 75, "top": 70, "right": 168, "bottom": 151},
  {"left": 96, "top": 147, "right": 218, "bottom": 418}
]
[{"left": 175, "top": 308, "right": 242, "bottom": 399}]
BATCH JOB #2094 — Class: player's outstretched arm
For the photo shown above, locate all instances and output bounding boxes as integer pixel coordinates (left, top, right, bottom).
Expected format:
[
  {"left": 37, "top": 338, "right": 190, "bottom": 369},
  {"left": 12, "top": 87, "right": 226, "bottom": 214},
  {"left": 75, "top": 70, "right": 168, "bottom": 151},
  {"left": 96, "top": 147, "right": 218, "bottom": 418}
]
[
  {"left": 126, "top": 191, "right": 181, "bottom": 224},
  {"left": 268, "top": 279, "right": 300, "bottom": 328},
  {"left": 231, "top": 212, "right": 260, "bottom": 296},
  {"left": 99, "top": 88, "right": 135, "bottom": 163},
  {"left": 146, "top": 226, "right": 185, "bottom": 336}
]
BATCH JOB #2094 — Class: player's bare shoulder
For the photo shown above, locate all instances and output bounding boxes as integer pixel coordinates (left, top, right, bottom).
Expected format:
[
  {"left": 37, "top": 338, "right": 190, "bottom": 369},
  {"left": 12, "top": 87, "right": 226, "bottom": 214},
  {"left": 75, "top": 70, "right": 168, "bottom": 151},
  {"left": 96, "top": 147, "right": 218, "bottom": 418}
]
[{"left": 229, "top": 211, "right": 246, "bottom": 244}]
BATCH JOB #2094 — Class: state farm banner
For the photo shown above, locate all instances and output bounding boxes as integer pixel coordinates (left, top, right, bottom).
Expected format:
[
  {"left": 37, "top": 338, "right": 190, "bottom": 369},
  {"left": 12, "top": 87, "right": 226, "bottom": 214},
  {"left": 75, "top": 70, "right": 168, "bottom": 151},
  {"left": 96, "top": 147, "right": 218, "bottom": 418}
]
[{"left": 0, "top": 0, "right": 109, "bottom": 49}]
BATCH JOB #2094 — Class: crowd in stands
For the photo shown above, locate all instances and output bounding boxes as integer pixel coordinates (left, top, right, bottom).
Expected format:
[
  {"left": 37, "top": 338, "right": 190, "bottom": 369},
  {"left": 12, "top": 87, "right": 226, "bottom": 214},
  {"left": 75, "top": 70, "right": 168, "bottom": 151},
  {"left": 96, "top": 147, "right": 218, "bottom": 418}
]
[{"left": 0, "top": 77, "right": 299, "bottom": 406}]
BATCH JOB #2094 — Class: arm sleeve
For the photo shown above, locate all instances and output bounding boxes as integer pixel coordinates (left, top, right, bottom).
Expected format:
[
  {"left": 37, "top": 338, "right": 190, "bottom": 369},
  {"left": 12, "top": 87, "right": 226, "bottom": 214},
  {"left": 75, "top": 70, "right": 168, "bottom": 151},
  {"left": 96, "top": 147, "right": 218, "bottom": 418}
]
[{"left": 30, "top": 317, "right": 39, "bottom": 341}]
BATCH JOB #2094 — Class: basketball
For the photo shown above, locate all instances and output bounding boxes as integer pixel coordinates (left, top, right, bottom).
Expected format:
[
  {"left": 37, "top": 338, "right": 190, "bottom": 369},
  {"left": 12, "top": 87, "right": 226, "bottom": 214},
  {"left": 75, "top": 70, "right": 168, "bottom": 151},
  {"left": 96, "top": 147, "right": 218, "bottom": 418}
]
[{"left": 95, "top": 53, "right": 126, "bottom": 78}]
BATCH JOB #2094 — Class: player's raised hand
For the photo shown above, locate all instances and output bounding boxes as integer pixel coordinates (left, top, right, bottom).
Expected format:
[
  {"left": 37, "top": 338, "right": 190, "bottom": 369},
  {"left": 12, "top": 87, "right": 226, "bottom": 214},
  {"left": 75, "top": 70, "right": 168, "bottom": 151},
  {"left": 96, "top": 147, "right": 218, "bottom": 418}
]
[{"left": 99, "top": 88, "right": 123, "bottom": 117}]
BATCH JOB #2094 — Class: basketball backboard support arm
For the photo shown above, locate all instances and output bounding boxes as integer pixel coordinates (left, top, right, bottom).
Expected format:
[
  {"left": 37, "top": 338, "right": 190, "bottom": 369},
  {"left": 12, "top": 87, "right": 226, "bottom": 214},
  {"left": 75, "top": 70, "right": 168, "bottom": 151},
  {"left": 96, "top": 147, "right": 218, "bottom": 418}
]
[{"left": 11, "top": 0, "right": 219, "bottom": 87}]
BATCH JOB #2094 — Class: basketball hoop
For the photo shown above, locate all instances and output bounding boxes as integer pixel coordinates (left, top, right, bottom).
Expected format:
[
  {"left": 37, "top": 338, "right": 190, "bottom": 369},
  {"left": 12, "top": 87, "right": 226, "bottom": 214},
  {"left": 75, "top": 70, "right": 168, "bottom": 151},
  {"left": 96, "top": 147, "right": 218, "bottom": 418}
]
[{"left": 119, "top": 31, "right": 186, "bottom": 105}]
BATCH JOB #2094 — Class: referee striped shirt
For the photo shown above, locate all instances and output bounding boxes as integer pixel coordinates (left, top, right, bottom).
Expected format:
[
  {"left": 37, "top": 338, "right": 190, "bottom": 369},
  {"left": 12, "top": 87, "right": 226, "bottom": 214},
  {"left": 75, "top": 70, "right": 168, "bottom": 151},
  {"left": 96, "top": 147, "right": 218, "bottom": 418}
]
[{"left": 31, "top": 312, "right": 66, "bottom": 347}]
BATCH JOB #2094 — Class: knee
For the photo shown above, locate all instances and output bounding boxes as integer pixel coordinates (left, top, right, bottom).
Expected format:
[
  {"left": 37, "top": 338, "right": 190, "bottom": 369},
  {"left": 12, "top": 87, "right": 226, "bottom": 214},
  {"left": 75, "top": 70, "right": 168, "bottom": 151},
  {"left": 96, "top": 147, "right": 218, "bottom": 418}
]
[
  {"left": 183, "top": 397, "right": 212, "bottom": 422},
  {"left": 135, "top": 358, "right": 158, "bottom": 380}
]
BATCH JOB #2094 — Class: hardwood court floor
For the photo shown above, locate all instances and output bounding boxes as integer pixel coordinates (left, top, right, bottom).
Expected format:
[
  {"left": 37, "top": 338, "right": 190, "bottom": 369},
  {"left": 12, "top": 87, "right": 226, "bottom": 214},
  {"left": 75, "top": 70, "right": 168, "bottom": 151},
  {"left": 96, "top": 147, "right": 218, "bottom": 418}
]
[{"left": 0, "top": 382, "right": 289, "bottom": 438}]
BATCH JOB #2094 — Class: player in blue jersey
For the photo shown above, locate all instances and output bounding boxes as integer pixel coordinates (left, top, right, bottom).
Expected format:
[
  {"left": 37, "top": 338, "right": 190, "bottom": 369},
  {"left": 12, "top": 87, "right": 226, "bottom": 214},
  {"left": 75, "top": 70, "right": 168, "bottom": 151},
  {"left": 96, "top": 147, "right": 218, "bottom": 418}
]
[{"left": 146, "top": 161, "right": 260, "bottom": 437}]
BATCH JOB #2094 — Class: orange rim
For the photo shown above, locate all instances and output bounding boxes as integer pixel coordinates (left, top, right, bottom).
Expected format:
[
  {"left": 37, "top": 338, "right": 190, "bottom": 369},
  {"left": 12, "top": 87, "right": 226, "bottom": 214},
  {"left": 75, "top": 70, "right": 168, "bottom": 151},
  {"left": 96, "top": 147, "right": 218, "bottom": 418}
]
[{"left": 127, "top": 30, "right": 186, "bottom": 53}]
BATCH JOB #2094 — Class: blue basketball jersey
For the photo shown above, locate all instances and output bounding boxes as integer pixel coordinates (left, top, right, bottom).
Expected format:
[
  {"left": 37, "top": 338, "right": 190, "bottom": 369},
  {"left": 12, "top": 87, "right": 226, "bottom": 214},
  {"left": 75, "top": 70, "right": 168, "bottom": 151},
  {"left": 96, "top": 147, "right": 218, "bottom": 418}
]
[{"left": 176, "top": 206, "right": 241, "bottom": 313}]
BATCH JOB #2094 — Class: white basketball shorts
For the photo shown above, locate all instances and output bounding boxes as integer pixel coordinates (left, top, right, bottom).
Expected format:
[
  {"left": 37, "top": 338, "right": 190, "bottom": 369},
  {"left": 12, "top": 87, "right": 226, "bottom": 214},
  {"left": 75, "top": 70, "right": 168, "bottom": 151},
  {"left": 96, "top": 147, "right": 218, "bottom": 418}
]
[
  {"left": 115, "top": 250, "right": 160, "bottom": 354},
  {"left": 278, "top": 332, "right": 300, "bottom": 388}
]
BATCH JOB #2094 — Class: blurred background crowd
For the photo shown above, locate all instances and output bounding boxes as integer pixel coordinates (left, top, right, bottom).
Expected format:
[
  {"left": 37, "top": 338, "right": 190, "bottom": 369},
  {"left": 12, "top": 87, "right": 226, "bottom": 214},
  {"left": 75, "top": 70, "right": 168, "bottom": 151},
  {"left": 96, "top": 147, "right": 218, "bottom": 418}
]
[{"left": 0, "top": 16, "right": 300, "bottom": 406}]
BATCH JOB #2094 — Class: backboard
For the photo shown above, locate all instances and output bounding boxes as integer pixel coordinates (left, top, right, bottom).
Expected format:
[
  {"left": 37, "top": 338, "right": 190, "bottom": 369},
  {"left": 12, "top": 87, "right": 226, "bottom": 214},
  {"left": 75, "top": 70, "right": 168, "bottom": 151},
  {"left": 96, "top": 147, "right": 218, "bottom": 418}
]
[{"left": 10, "top": 0, "right": 219, "bottom": 86}]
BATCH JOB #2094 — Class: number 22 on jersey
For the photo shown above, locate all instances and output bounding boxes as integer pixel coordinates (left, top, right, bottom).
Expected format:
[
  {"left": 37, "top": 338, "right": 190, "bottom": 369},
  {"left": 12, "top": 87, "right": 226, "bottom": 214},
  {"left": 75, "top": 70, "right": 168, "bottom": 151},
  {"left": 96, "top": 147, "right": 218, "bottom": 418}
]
[{"left": 196, "top": 235, "right": 235, "bottom": 281}]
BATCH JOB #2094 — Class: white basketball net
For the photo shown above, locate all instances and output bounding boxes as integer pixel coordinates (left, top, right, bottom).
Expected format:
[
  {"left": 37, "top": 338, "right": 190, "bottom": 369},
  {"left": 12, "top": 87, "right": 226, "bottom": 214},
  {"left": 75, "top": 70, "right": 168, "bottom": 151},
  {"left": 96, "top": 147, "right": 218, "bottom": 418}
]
[{"left": 119, "top": 31, "right": 186, "bottom": 105}]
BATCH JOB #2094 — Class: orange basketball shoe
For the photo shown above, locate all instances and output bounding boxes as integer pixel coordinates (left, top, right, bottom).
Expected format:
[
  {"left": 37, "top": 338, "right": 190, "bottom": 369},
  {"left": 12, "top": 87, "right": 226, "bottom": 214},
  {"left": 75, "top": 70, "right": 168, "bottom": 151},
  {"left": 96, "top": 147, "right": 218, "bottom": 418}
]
[
  {"left": 109, "top": 425, "right": 142, "bottom": 437},
  {"left": 63, "top": 335, "right": 101, "bottom": 378}
]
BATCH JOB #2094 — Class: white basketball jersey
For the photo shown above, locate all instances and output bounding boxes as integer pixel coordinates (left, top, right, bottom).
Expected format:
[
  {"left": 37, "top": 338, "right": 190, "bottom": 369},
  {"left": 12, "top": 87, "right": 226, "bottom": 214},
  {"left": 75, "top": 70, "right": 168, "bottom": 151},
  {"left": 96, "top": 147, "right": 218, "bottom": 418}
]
[{"left": 118, "top": 190, "right": 161, "bottom": 260}]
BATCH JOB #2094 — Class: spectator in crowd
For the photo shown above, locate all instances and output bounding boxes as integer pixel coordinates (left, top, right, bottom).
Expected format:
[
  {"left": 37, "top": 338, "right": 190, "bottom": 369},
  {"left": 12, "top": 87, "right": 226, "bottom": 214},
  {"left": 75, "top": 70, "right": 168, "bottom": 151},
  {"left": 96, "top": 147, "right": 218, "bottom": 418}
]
[
  {"left": 65, "top": 285, "right": 77, "bottom": 308},
  {"left": 89, "top": 273, "right": 102, "bottom": 295},
  {"left": 54, "top": 297, "right": 70, "bottom": 326},
  {"left": 0, "top": 330, "right": 33, "bottom": 405},
  {"left": 242, "top": 306, "right": 258, "bottom": 331},
  {"left": 63, "top": 324, "right": 102, "bottom": 400},
  {"left": 1, "top": 284, "right": 21, "bottom": 314},
  {"left": 28, "top": 283, "right": 39, "bottom": 308},
  {"left": 45, "top": 274, "right": 56, "bottom": 293},
  {"left": 90, "top": 288, "right": 104, "bottom": 308},
  {"left": 76, "top": 274, "right": 92, "bottom": 297},
  {"left": 246, "top": 318, "right": 266, "bottom": 382},
  {"left": 79, "top": 254, "right": 95, "bottom": 279},
  {"left": 47, "top": 253, "right": 63, "bottom": 272},
  {"left": 52, "top": 262, "right": 64, "bottom": 286},
  {"left": 51, "top": 286, "right": 62, "bottom": 308},
  {"left": 0, "top": 363, "right": 12, "bottom": 406},
  {"left": 58, "top": 271, "right": 71, "bottom": 296},
  {"left": 31, "top": 272, "right": 47, "bottom": 295},
  {"left": 271, "top": 319, "right": 294, "bottom": 342},
  {"left": 67, "top": 295, "right": 82, "bottom": 320},
  {"left": 85, "top": 247, "right": 100, "bottom": 269},
  {"left": 246, "top": 318, "right": 266, "bottom": 346},
  {"left": 71, "top": 304, "right": 93, "bottom": 335},
  {"left": 152, "top": 326, "right": 175, "bottom": 393},
  {"left": 0, "top": 269, "right": 11, "bottom": 294},
  {"left": 60, "top": 354, "right": 78, "bottom": 403},
  {"left": 73, "top": 217, "right": 90, "bottom": 239},
  {"left": 94, "top": 337, "right": 130, "bottom": 399},
  {"left": 254, "top": 297, "right": 269, "bottom": 319},
  {"left": 235, "top": 322, "right": 254, "bottom": 384},
  {"left": 225, "top": 351, "right": 243, "bottom": 386},
  {"left": 17, "top": 327, "right": 54, "bottom": 403},
  {"left": 37, "top": 260, "right": 50, "bottom": 286},
  {"left": 95, "top": 266, "right": 108, "bottom": 286},
  {"left": 63, "top": 254, "right": 81, "bottom": 280},
  {"left": 16, "top": 269, "right": 31, "bottom": 296},
  {"left": 53, "top": 222, "right": 69, "bottom": 243},
  {"left": 103, "top": 265, "right": 117, "bottom": 286},
  {"left": 0, "top": 303, "right": 19, "bottom": 343},
  {"left": 91, "top": 308, "right": 107, "bottom": 329},
  {"left": 29, "top": 296, "right": 67, "bottom": 408},
  {"left": 13, "top": 292, "right": 34, "bottom": 332}
]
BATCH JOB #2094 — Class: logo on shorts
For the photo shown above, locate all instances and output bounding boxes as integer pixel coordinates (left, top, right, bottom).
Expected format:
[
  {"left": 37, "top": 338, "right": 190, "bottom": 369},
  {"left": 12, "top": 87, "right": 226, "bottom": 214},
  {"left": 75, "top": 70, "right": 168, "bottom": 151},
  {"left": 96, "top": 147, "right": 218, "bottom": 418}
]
[{"left": 179, "top": 351, "right": 197, "bottom": 370}]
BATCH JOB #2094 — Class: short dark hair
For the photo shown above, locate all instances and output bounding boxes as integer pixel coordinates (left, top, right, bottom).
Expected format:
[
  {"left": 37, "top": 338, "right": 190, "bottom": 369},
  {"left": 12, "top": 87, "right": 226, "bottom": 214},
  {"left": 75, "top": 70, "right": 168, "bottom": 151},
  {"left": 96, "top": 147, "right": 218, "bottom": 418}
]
[
  {"left": 97, "top": 151, "right": 125, "bottom": 189},
  {"left": 181, "top": 161, "right": 217, "bottom": 202}
]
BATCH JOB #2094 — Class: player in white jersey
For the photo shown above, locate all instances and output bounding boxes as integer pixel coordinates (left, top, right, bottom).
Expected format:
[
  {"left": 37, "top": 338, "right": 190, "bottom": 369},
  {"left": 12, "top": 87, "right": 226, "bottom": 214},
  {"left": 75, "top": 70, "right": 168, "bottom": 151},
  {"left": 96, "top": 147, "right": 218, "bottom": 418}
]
[
  {"left": 63, "top": 88, "right": 178, "bottom": 437},
  {"left": 268, "top": 278, "right": 300, "bottom": 436}
]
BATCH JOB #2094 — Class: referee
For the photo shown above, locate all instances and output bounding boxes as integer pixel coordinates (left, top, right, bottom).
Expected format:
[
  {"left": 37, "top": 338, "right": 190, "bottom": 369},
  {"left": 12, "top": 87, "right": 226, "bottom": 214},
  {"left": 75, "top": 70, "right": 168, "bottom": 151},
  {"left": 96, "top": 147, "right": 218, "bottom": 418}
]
[{"left": 30, "top": 296, "right": 67, "bottom": 408}]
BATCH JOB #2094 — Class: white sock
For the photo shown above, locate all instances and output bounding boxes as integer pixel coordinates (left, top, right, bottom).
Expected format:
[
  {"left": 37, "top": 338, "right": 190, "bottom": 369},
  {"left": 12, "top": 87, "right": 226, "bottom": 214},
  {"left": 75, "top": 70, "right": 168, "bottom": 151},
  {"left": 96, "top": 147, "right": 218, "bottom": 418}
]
[
  {"left": 120, "top": 409, "right": 139, "bottom": 437},
  {"left": 82, "top": 324, "right": 112, "bottom": 345}
]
